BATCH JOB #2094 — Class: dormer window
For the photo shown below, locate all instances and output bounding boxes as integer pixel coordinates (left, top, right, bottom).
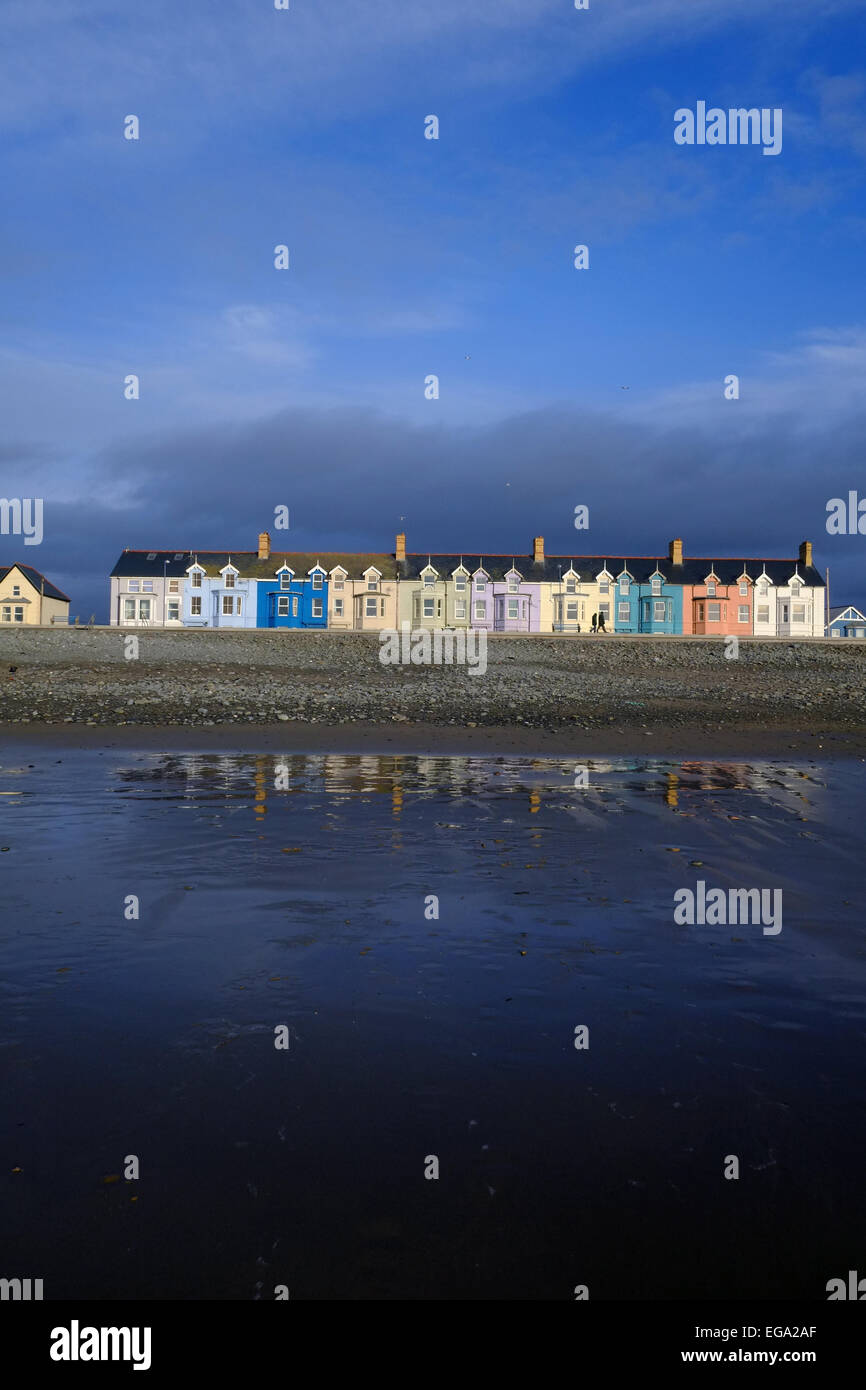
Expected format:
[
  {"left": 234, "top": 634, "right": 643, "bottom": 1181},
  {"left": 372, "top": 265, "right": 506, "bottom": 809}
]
[
  {"left": 225, "top": 571, "right": 235, "bottom": 589},
  {"left": 566, "top": 577, "right": 576, "bottom": 594},
  {"left": 191, "top": 570, "right": 202, "bottom": 588},
  {"left": 475, "top": 574, "right": 487, "bottom": 591},
  {"left": 620, "top": 576, "right": 630, "bottom": 594},
  {"left": 598, "top": 576, "right": 610, "bottom": 594},
  {"left": 280, "top": 572, "right": 291, "bottom": 591},
  {"left": 706, "top": 581, "right": 716, "bottom": 597},
  {"left": 507, "top": 575, "right": 520, "bottom": 593},
  {"left": 311, "top": 572, "right": 324, "bottom": 590},
  {"left": 739, "top": 581, "right": 748, "bottom": 596},
  {"left": 454, "top": 572, "right": 467, "bottom": 592},
  {"left": 651, "top": 576, "right": 662, "bottom": 596},
  {"left": 423, "top": 572, "right": 436, "bottom": 590}
]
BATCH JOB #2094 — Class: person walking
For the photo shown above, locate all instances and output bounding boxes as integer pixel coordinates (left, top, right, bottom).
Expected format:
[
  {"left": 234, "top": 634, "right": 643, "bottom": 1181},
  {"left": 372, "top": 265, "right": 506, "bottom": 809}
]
[
  {"left": 590, "top": 613, "right": 598, "bottom": 633},
  {"left": 597, "top": 612, "right": 607, "bottom": 633}
]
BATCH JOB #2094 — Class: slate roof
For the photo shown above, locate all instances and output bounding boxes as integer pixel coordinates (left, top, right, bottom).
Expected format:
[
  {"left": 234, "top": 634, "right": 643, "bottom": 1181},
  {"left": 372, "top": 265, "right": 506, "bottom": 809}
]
[
  {"left": 110, "top": 549, "right": 399, "bottom": 579},
  {"left": 829, "top": 605, "right": 866, "bottom": 622},
  {"left": 1, "top": 563, "right": 70, "bottom": 602},
  {"left": 110, "top": 548, "right": 824, "bottom": 586},
  {"left": 399, "top": 553, "right": 824, "bottom": 585}
]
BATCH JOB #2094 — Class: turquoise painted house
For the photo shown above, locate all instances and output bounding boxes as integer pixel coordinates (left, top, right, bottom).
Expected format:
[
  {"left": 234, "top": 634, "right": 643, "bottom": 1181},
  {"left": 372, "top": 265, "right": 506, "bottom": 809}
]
[
  {"left": 610, "top": 561, "right": 683, "bottom": 634},
  {"left": 256, "top": 562, "right": 328, "bottom": 628}
]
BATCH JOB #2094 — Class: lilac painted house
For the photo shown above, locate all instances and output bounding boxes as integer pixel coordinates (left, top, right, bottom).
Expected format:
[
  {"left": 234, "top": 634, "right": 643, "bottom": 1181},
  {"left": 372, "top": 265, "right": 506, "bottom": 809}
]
[{"left": 469, "top": 558, "right": 542, "bottom": 633}]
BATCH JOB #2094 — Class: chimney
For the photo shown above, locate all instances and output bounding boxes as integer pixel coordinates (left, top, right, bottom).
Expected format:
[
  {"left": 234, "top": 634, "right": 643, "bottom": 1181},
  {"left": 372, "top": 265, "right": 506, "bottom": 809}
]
[
  {"left": 533, "top": 536, "right": 544, "bottom": 564},
  {"left": 668, "top": 537, "right": 683, "bottom": 565},
  {"left": 258, "top": 531, "right": 270, "bottom": 560},
  {"left": 799, "top": 540, "right": 813, "bottom": 568},
  {"left": 395, "top": 532, "right": 406, "bottom": 562}
]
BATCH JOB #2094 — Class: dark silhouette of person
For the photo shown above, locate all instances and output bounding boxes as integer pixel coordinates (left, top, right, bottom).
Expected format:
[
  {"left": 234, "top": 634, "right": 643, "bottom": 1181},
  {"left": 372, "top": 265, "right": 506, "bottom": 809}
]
[
  {"left": 590, "top": 613, "right": 597, "bottom": 633},
  {"left": 597, "top": 612, "right": 607, "bottom": 632}
]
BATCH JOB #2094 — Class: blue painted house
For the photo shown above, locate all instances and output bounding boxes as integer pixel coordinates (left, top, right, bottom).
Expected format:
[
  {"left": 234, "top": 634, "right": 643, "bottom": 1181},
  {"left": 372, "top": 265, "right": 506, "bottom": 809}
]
[
  {"left": 183, "top": 555, "right": 259, "bottom": 628},
  {"left": 256, "top": 562, "right": 328, "bottom": 628},
  {"left": 610, "top": 560, "right": 683, "bottom": 634}
]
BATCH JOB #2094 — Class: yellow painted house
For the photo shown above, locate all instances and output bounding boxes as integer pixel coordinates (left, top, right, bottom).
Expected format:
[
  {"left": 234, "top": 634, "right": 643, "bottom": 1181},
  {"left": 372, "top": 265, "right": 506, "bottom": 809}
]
[{"left": 0, "top": 563, "right": 71, "bottom": 625}]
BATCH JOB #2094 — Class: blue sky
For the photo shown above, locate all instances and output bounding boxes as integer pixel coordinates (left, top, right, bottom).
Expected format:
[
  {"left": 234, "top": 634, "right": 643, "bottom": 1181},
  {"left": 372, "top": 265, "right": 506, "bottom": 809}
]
[{"left": 1, "top": 0, "right": 865, "bottom": 619}]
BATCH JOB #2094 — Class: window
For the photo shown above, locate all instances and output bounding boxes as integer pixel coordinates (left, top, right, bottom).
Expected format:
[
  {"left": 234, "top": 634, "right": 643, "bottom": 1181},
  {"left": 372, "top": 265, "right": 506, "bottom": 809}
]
[
  {"left": 334, "top": 599, "right": 344, "bottom": 617},
  {"left": 142, "top": 579, "right": 153, "bottom": 592},
  {"left": 138, "top": 599, "right": 151, "bottom": 621},
  {"left": 757, "top": 605, "right": 769, "bottom": 622},
  {"left": 697, "top": 603, "right": 704, "bottom": 620},
  {"left": 12, "top": 585, "right": 20, "bottom": 596},
  {"left": 758, "top": 583, "right": 768, "bottom": 596},
  {"left": 793, "top": 604, "right": 806, "bottom": 622},
  {"left": 566, "top": 601, "right": 578, "bottom": 621},
  {"left": 651, "top": 576, "right": 662, "bottom": 596},
  {"left": 475, "top": 602, "right": 485, "bottom": 619},
  {"left": 365, "top": 597, "right": 378, "bottom": 617},
  {"left": 706, "top": 581, "right": 716, "bottom": 597},
  {"left": 191, "top": 571, "right": 202, "bottom": 588},
  {"left": 620, "top": 577, "right": 629, "bottom": 593},
  {"left": 708, "top": 603, "right": 721, "bottom": 622},
  {"left": 174, "top": 553, "right": 184, "bottom": 562},
  {"left": 423, "top": 574, "right": 435, "bottom": 589},
  {"left": 380, "top": 599, "right": 385, "bottom": 616},
  {"left": 566, "top": 578, "right": 576, "bottom": 594},
  {"left": 222, "top": 595, "right": 234, "bottom": 615},
  {"left": 334, "top": 579, "right": 344, "bottom": 591},
  {"left": 367, "top": 577, "right": 378, "bottom": 591},
  {"left": 598, "top": 579, "right": 609, "bottom": 594},
  {"left": 128, "top": 579, "right": 140, "bottom": 592},
  {"left": 168, "top": 579, "right": 179, "bottom": 594},
  {"left": 654, "top": 600, "right": 666, "bottom": 622},
  {"left": 738, "top": 605, "right": 749, "bottom": 624},
  {"left": 224, "top": 572, "right": 235, "bottom": 589},
  {"left": 507, "top": 600, "right": 519, "bottom": 619},
  {"left": 280, "top": 572, "right": 291, "bottom": 590},
  {"left": 167, "top": 600, "right": 180, "bottom": 622},
  {"left": 277, "top": 596, "right": 290, "bottom": 617},
  {"left": 123, "top": 598, "right": 136, "bottom": 621},
  {"left": 423, "top": 598, "right": 435, "bottom": 617},
  {"left": 598, "top": 603, "right": 610, "bottom": 620},
  {"left": 476, "top": 577, "right": 486, "bottom": 591},
  {"left": 312, "top": 599, "right": 323, "bottom": 618},
  {"left": 312, "top": 572, "right": 323, "bottom": 590},
  {"left": 618, "top": 601, "right": 630, "bottom": 622},
  {"left": 13, "top": 606, "right": 24, "bottom": 623},
  {"left": 292, "top": 597, "right": 299, "bottom": 617},
  {"left": 739, "top": 582, "right": 748, "bottom": 596},
  {"left": 454, "top": 600, "right": 466, "bottom": 620},
  {"left": 191, "top": 596, "right": 202, "bottom": 616},
  {"left": 507, "top": 576, "right": 519, "bottom": 593},
  {"left": 455, "top": 574, "right": 467, "bottom": 592},
  {"left": 236, "top": 597, "right": 242, "bottom": 616}
]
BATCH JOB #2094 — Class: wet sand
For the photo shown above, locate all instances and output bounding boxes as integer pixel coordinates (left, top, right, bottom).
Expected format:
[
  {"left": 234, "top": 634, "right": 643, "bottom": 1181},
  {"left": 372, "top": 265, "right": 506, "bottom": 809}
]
[{"left": 2, "top": 718, "right": 866, "bottom": 760}]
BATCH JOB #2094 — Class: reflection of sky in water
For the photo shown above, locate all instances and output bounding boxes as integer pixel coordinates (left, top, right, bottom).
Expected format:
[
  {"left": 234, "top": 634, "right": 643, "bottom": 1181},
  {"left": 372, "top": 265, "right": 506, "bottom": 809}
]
[{"left": 0, "top": 753, "right": 864, "bottom": 1300}]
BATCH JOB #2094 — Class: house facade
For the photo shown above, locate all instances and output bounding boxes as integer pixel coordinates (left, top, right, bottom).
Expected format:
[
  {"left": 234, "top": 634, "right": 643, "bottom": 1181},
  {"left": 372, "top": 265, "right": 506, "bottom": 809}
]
[
  {"left": 827, "top": 604, "right": 866, "bottom": 638},
  {"left": 108, "top": 533, "right": 827, "bottom": 636},
  {"left": 0, "top": 563, "right": 70, "bottom": 625},
  {"left": 109, "top": 550, "right": 188, "bottom": 626}
]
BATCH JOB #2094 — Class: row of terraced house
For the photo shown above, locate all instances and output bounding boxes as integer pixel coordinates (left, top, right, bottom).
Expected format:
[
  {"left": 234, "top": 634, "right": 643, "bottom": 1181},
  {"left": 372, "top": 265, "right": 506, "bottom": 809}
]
[{"left": 108, "top": 532, "right": 828, "bottom": 637}]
